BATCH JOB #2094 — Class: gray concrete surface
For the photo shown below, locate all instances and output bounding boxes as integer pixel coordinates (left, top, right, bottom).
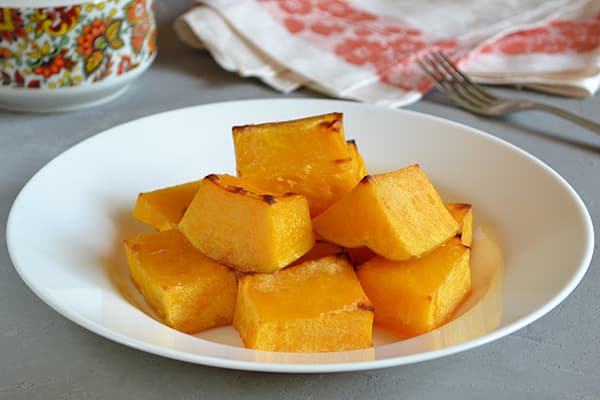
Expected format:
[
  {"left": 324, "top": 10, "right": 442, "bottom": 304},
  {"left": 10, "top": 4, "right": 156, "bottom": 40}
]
[{"left": 1, "top": 1, "right": 599, "bottom": 399}]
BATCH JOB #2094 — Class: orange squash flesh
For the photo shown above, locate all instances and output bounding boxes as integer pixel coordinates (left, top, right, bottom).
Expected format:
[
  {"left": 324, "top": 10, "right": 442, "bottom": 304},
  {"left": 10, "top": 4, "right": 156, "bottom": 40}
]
[
  {"left": 233, "top": 255, "right": 374, "bottom": 352},
  {"left": 132, "top": 180, "right": 201, "bottom": 231},
  {"left": 357, "top": 238, "right": 471, "bottom": 337},
  {"left": 291, "top": 240, "right": 344, "bottom": 266},
  {"left": 123, "top": 230, "right": 237, "bottom": 334},
  {"left": 347, "top": 139, "right": 367, "bottom": 179},
  {"left": 446, "top": 203, "right": 473, "bottom": 247},
  {"left": 313, "top": 165, "right": 459, "bottom": 260},
  {"left": 233, "top": 113, "right": 363, "bottom": 217},
  {"left": 179, "top": 174, "right": 314, "bottom": 273}
]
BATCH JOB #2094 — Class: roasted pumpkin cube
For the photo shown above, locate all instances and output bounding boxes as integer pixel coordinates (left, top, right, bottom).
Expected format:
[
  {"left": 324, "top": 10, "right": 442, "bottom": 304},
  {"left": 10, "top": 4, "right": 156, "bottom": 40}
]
[
  {"left": 313, "top": 165, "right": 459, "bottom": 260},
  {"left": 123, "top": 230, "right": 237, "bottom": 334},
  {"left": 132, "top": 180, "right": 200, "bottom": 231},
  {"left": 233, "top": 113, "right": 363, "bottom": 216},
  {"left": 233, "top": 255, "right": 374, "bottom": 352},
  {"left": 357, "top": 238, "right": 471, "bottom": 337},
  {"left": 446, "top": 203, "right": 473, "bottom": 247},
  {"left": 179, "top": 174, "right": 314, "bottom": 273}
]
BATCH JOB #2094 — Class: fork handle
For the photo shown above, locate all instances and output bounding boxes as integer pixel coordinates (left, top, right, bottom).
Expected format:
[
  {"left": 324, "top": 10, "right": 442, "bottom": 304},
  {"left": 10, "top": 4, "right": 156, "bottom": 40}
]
[{"left": 520, "top": 102, "right": 600, "bottom": 134}]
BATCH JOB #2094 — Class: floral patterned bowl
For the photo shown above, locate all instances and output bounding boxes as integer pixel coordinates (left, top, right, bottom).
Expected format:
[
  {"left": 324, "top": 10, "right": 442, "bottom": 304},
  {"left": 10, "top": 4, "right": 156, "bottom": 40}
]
[{"left": 0, "top": 0, "right": 156, "bottom": 112}]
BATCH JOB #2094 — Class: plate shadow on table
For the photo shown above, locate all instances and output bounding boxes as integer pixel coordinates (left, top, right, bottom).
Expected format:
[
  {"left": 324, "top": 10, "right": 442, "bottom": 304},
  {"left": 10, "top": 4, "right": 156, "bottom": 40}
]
[{"left": 421, "top": 91, "right": 600, "bottom": 155}]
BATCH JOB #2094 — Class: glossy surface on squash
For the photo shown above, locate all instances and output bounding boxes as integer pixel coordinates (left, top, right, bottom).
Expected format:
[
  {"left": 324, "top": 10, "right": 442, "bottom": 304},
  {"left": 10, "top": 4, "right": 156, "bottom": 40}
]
[
  {"left": 123, "top": 230, "right": 237, "bottom": 334},
  {"left": 132, "top": 180, "right": 200, "bottom": 231},
  {"left": 179, "top": 174, "right": 314, "bottom": 273},
  {"left": 447, "top": 203, "right": 473, "bottom": 247},
  {"left": 357, "top": 238, "right": 471, "bottom": 337},
  {"left": 233, "top": 255, "right": 374, "bottom": 352},
  {"left": 313, "top": 165, "right": 459, "bottom": 260},
  {"left": 233, "top": 113, "right": 363, "bottom": 216}
]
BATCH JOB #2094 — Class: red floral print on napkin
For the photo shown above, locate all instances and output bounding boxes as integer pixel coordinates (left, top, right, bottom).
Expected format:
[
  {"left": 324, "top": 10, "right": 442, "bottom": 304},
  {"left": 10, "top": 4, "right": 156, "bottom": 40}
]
[
  {"left": 479, "top": 11, "right": 600, "bottom": 55},
  {"left": 257, "top": 0, "right": 453, "bottom": 93},
  {"left": 257, "top": 0, "right": 599, "bottom": 94}
]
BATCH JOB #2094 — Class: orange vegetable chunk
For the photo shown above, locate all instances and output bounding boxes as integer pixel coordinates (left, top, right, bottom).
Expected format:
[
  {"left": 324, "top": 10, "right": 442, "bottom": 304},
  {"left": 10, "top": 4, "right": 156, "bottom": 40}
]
[
  {"left": 123, "top": 230, "right": 237, "bottom": 334},
  {"left": 233, "top": 113, "right": 363, "bottom": 216},
  {"left": 446, "top": 203, "right": 473, "bottom": 247},
  {"left": 179, "top": 174, "right": 314, "bottom": 273},
  {"left": 132, "top": 180, "right": 200, "bottom": 231},
  {"left": 233, "top": 255, "right": 374, "bottom": 352},
  {"left": 313, "top": 165, "right": 459, "bottom": 260},
  {"left": 357, "top": 238, "right": 471, "bottom": 337}
]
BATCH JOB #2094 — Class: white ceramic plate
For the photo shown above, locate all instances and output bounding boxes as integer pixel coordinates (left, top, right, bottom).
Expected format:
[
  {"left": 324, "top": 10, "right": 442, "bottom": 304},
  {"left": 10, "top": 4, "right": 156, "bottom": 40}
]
[{"left": 7, "top": 99, "right": 593, "bottom": 373}]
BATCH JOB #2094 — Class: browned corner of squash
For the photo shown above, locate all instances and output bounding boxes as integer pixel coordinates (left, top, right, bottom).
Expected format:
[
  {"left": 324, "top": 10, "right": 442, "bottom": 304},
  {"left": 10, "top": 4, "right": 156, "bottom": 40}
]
[
  {"left": 232, "top": 124, "right": 251, "bottom": 134},
  {"left": 454, "top": 203, "right": 472, "bottom": 209},
  {"left": 282, "top": 192, "right": 299, "bottom": 198},
  {"left": 261, "top": 194, "right": 277, "bottom": 205},
  {"left": 320, "top": 113, "right": 343, "bottom": 132},
  {"left": 334, "top": 157, "right": 352, "bottom": 164},
  {"left": 360, "top": 175, "right": 373, "bottom": 184},
  {"left": 231, "top": 186, "right": 248, "bottom": 195},
  {"left": 205, "top": 173, "right": 219, "bottom": 183},
  {"left": 346, "top": 139, "right": 357, "bottom": 147},
  {"left": 130, "top": 242, "right": 142, "bottom": 252},
  {"left": 357, "top": 302, "right": 375, "bottom": 312}
]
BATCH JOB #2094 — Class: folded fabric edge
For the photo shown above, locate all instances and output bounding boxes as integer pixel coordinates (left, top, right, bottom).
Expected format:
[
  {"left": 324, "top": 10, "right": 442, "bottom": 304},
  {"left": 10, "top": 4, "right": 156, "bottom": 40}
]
[
  {"left": 173, "top": 8, "right": 306, "bottom": 93},
  {"left": 470, "top": 73, "right": 600, "bottom": 97}
]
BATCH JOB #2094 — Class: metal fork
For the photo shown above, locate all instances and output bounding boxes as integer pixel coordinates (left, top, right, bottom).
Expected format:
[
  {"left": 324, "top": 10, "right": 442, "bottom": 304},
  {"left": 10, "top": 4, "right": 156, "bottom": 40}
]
[{"left": 417, "top": 51, "right": 600, "bottom": 134}]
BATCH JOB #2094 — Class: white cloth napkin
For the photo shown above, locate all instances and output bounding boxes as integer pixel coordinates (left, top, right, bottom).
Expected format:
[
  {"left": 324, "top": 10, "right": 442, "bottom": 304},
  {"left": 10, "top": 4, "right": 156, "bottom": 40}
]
[{"left": 175, "top": 0, "right": 600, "bottom": 107}]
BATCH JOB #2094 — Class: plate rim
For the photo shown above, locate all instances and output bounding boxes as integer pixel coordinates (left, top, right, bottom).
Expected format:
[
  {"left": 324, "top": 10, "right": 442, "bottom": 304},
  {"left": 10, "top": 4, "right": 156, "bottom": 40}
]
[{"left": 6, "top": 98, "right": 595, "bottom": 373}]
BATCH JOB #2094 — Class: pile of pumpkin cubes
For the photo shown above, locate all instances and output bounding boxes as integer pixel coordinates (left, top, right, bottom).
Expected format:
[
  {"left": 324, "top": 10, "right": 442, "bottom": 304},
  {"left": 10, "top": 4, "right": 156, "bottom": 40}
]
[{"left": 124, "top": 113, "right": 473, "bottom": 352}]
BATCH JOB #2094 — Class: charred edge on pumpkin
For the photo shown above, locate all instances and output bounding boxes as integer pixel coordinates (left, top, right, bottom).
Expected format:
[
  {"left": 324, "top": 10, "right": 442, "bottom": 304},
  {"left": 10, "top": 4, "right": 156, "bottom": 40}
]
[
  {"left": 358, "top": 302, "right": 375, "bottom": 312},
  {"left": 181, "top": 206, "right": 188, "bottom": 215},
  {"left": 334, "top": 157, "right": 352, "bottom": 164},
  {"left": 360, "top": 175, "right": 373, "bottom": 184},
  {"left": 261, "top": 194, "right": 277, "bottom": 205},
  {"left": 130, "top": 243, "right": 142, "bottom": 252},
  {"left": 282, "top": 192, "right": 299, "bottom": 198},
  {"left": 205, "top": 173, "right": 219, "bottom": 182},
  {"left": 229, "top": 186, "right": 248, "bottom": 194},
  {"left": 320, "top": 115, "right": 342, "bottom": 132},
  {"left": 232, "top": 124, "right": 252, "bottom": 133},
  {"left": 449, "top": 203, "right": 472, "bottom": 209},
  {"left": 346, "top": 139, "right": 357, "bottom": 147}
]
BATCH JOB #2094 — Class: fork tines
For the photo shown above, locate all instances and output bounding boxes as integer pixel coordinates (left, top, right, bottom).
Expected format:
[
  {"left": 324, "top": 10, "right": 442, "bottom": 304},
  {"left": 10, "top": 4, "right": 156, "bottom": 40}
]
[{"left": 417, "top": 51, "right": 497, "bottom": 109}]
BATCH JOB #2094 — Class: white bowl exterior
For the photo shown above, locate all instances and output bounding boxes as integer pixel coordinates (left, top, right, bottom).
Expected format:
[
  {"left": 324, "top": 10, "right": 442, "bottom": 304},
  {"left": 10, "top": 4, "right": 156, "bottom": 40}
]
[{"left": 6, "top": 99, "right": 594, "bottom": 372}]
